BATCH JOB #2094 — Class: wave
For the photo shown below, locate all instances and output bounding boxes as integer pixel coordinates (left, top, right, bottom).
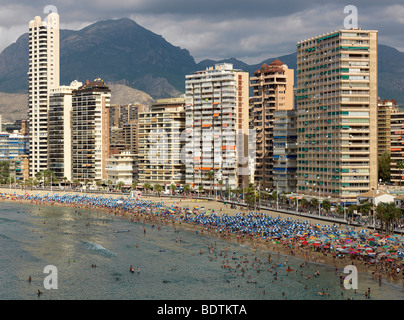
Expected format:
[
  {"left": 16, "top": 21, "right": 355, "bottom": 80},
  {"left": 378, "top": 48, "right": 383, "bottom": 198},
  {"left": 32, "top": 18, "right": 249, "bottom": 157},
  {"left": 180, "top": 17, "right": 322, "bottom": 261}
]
[{"left": 83, "top": 241, "right": 116, "bottom": 258}]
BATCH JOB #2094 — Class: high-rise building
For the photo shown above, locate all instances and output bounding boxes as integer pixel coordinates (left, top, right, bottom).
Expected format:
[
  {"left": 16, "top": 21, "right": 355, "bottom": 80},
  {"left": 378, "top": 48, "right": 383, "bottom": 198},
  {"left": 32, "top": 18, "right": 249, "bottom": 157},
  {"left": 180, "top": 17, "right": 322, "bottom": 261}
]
[
  {"left": 250, "top": 60, "right": 294, "bottom": 189},
  {"left": 107, "top": 104, "right": 144, "bottom": 154},
  {"left": 296, "top": 29, "right": 378, "bottom": 203},
  {"left": 390, "top": 112, "right": 404, "bottom": 186},
  {"left": 72, "top": 80, "right": 111, "bottom": 182},
  {"left": 138, "top": 97, "right": 186, "bottom": 187},
  {"left": 48, "top": 81, "right": 82, "bottom": 181},
  {"left": 28, "top": 12, "right": 60, "bottom": 177},
  {"left": 377, "top": 98, "right": 398, "bottom": 156},
  {"left": 184, "top": 63, "right": 250, "bottom": 191},
  {"left": 273, "top": 110, "right": 297, "bottom": 193}
]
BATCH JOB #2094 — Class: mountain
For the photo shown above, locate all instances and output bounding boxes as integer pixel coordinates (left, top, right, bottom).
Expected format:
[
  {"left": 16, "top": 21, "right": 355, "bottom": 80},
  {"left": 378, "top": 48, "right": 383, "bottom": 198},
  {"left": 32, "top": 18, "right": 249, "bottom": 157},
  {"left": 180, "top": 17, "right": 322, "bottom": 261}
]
[
  {"left": 0, "top": 83, "right": 155, "bottom": 123},
  {"left": 0, "top": 17, "right": 403, "bottom": 107},
  {"left": 0, "top": 18, "right": 195, "bottom": 98}
]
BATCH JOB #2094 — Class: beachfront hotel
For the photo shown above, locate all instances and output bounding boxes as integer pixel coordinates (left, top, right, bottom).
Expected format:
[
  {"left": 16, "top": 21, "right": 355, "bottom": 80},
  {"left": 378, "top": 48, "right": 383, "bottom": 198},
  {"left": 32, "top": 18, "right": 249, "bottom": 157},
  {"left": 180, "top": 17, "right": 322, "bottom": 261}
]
[
  {"left": 296, "top": 28, "right": 378, "bottom": 203},
  {"left": 250, "top": 60, "right": 294, "bottom": 190},
  {"left": 184, "top": 63, "right": 250, "bottom": 192},
  {"left": 48, "top": 81, "right": 82, "bottom": 182},
  {"left": 377, "top": 98, "right": 398, "bottom": 156},
  {"left": 28, "top": 12, "right": 60, "bottom": 177},
  {"left": 105, "top": 150, "right": 138, "bottom": 186},
  {"left": 138, "top": 97, "right": 186, "bottom": 188},
  {"left": 390, "top": 112, "right": 404, "bottom": 186},
  {"left": 71, "top": 79, "right": 111, "bottom": 182}
]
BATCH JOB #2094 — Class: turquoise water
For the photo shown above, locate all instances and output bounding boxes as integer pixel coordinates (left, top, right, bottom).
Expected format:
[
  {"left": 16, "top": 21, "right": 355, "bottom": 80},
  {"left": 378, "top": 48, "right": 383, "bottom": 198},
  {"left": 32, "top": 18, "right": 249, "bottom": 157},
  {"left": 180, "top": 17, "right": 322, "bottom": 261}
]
[{"left": 0, "top": 202, "right": 403, "bottom": 300}]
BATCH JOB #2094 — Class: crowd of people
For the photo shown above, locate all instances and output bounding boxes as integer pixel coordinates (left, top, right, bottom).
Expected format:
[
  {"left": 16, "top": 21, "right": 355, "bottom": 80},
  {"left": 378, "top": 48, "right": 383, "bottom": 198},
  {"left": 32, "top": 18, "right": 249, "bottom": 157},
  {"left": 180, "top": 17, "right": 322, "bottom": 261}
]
[{"left": 2, "top": 191, "right": 403, "bottom": 288}]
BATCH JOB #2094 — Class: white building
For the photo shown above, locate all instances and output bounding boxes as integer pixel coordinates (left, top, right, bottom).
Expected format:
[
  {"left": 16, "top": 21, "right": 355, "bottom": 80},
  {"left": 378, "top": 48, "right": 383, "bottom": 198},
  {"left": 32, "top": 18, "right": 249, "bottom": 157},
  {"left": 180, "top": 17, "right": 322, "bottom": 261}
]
[
  {"left": 356, "top": 190, "right": 395, "bottom": 206},
  {"left": 105, "top": 151, "right": 137, "bottom": 185},
  {"left": 28, "top": 12, "right": 60, "bottom": 176},
  {"left": 48, "top": 80, "right": 82, "bottom": 182},
  {"left": 184, "top": 63, "right": 250, "bottom": 191}
]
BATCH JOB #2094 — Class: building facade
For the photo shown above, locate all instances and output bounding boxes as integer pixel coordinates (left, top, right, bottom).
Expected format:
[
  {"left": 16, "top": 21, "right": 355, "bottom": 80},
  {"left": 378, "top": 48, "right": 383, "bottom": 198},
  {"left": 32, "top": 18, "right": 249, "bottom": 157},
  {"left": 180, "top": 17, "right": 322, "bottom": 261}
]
[
  {"left": 377, "top": 98, "right": 398, "bottom": 156},
  {"left": 71, "top": 80, "right": 111, "bottom": 182},
  {"left": 138, "top": 98, "right": 186, "bottom": 187},
  {"left": 272, "top": 110, "right": 297, "bottom": 193},
  {"left": 108, "top": 104, "right": 143, "bottom": 154},
  {"left": 390, "top": 112, "right": 404, "bottom": 186},
  {"left": 105, "top": 151, "right": 137, "bottom": 186},
  {"left": 28, "top": 12, "right": 60, "bottom": 177},
  {"left": 250, "top": 60, "right": 294, "bottom": 190},
  {"left": 184, "top": 63, "right": 250, "bottom": 191},
  {"left": 48, "top": 81, "right": 82, "bottom": 182},
  {"left": 296, "top": 29, "right": 378, "bottom": 203}
]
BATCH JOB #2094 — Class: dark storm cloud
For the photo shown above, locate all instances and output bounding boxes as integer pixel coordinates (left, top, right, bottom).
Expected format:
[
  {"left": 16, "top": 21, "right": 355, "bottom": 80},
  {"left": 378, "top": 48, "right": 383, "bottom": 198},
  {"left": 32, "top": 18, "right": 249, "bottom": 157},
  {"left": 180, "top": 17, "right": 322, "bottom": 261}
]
[{"left": 1, "top": 0, "right": 403, "bottom": 63}]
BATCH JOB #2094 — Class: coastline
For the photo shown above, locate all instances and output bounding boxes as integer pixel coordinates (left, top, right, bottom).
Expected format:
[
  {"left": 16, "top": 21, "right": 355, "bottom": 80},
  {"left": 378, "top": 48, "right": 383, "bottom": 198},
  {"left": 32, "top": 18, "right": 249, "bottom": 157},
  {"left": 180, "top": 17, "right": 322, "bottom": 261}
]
[{"left": 1, "top": 187, "right": 403, "bottom": 288}]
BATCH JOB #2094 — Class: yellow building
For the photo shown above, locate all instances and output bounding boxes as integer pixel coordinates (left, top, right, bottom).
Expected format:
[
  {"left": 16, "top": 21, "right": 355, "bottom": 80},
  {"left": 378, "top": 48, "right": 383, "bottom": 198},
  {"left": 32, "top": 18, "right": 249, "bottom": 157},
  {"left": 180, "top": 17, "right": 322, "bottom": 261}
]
[
  {"left": 138, "top": 98, "right": 186, "bottom": 187},
  {"left": 377, "top": 98, "right": 398, "bottom": 156},
  {"left": 250, "top": 59, "right": 294, "bottom": 189},
  {"left": 296, "top": 29, "right": 378, "bottom": 203}
]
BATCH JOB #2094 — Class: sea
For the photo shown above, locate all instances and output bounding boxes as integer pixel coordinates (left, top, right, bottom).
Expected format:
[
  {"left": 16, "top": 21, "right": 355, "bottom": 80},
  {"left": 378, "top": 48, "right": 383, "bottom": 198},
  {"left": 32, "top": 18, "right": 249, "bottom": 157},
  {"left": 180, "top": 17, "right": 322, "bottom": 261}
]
[{"left": 0, "top": 201, "right": 403, "bottom": 301}]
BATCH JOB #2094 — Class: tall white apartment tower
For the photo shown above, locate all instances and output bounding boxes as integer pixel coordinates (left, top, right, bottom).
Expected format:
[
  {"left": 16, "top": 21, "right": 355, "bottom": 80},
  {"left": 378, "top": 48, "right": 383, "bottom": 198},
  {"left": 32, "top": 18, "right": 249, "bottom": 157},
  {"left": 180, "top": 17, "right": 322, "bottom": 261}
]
[
  {"left": 184, "top": 63, "right": 250, "bottom": 191},
  {"left": 28, "top": 12, "right": 60, "bottom": 176}
]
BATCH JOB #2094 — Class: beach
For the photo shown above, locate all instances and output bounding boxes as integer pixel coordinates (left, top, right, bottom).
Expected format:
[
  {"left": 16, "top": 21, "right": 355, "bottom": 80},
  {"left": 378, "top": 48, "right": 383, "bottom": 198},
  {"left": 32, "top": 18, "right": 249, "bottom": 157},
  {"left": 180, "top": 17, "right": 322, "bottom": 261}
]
[{"left": 1, "top": 187, "right": 403, "bottom": 289}]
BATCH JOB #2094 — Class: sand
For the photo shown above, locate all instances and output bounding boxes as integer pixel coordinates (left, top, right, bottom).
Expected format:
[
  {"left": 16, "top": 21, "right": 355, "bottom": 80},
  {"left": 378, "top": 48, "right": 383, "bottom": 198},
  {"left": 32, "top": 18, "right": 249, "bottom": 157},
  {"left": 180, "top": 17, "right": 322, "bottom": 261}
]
[{"left": 1, "top": 187, "right": 403, "bottom": 286}]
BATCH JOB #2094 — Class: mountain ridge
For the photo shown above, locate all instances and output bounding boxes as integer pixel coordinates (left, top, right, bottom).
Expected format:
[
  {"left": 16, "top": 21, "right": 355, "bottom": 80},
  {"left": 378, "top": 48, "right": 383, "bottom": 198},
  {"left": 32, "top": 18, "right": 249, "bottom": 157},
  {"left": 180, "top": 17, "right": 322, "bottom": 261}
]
[{"left": 0, "top": 17, "right": 403, "bottom": 122}]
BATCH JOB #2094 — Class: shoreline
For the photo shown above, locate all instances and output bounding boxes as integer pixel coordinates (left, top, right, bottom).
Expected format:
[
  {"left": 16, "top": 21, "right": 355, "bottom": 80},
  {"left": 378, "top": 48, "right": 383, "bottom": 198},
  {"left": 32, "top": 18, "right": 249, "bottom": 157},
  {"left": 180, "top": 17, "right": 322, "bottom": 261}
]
[{"left": 1, "top": 187, "right": 403, "bottom": 288}]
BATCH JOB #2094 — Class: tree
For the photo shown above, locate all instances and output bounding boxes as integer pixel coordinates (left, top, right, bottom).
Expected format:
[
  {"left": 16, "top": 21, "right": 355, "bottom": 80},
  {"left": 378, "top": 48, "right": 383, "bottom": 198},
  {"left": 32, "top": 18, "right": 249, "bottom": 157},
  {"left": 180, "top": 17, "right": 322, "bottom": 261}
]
[
  {"left": 132, "top": 182, "right": 138, "bottom": 190},
  {"left": 198, "top": 185, "right": 204, "bottom": 194},
  {"left": 206, "top": 170, "right": 215, "bottom": 197},
  {"left": 0, "top": 161, "right": 10, "bottom": 184},
  {"left": 322, "top": 199, "right": 331, "bottom": 213},
  {"left": 244, "top": 184, "right": 258, "bottom": 210},
  {"left": 170, "top": 183, "right": 177, "bottom": 195},
  {"left": 218, "top": 180, "right": 223, "bottom": 197},
  {"left": 183, "top": 184, "right": 191, "bottom": 195},
  {"left": 154, "top": 184, "right": 163, "bottom": 196},
  {"left": 300, "top": 197, "right": 308, "bottom": 209},
  {"left": 376, "top": 202, "right": 402, "bottom": 234},
  {"left": 143, "top": 182, "right": 151, "bottom": 194},
  {"left": 116, "top": 181, "right": 125, "bottom": 191},
  {"left": 358, "top": 201, "right": 371, "bottom": 216},
  {"left": 336, "top": 205, "right": 344, "bottom": 216},
  {"left": 310, "top": 198, "right": 319, "bottom": 208},
  {"left": 378, "top": 151, "right": 391, "bottom": 182}
]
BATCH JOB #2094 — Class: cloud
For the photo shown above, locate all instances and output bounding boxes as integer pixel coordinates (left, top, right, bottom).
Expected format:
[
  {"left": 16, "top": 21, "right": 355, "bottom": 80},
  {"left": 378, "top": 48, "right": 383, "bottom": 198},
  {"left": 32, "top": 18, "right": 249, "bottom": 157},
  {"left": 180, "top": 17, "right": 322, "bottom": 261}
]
[{"left": 1, "top": 1, "right": 404, "bottom": 62}]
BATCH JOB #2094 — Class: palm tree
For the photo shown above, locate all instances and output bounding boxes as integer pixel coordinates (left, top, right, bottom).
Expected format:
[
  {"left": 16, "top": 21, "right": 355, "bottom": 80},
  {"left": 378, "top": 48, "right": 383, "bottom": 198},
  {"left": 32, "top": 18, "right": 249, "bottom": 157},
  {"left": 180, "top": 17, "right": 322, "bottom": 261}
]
[
  {"left": 198, "top": 185, "right": 204, "bottom": 195},
  {"left": 376, "top": 202, "right": 402, "bottom": 234},
  {"left": 183, "top": 184, "right": 191, "bottom": 196},
  {"left": 322, "top": 199, "right": 331, "bottom": 214},
  {"left": 132, "top": 182, "right": 138, "bottom": 191},
  {"left": 95, "top": 180, "right": 103, "bottom": 190},
  {"left": 116, "top": 181, "right": 125, "bottom": 191},
  {"left": 359, "top": 201, "right": 371, "bottom": 216},
  {"left": 154, "top": 184, "right": 163, "bottom": 196},
  {"left": 143, "top": 182, "right": 152, "bottom": 194},
  {"left": 206, "top": 170, "right": 215, "bottom": 197},
  {"left": 170, "top": 183, "right": 177, "bottom": 195},
  {"left": 218, "top": 180, "right": 223, "bottom": 197}
]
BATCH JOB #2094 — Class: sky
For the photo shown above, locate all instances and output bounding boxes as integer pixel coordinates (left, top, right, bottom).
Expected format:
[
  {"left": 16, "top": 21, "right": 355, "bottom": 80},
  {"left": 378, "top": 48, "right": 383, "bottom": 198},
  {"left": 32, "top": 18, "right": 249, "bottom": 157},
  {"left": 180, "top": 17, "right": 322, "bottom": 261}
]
[{"left": 0, "top": 0, "right": 403, "bottom": 64}]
